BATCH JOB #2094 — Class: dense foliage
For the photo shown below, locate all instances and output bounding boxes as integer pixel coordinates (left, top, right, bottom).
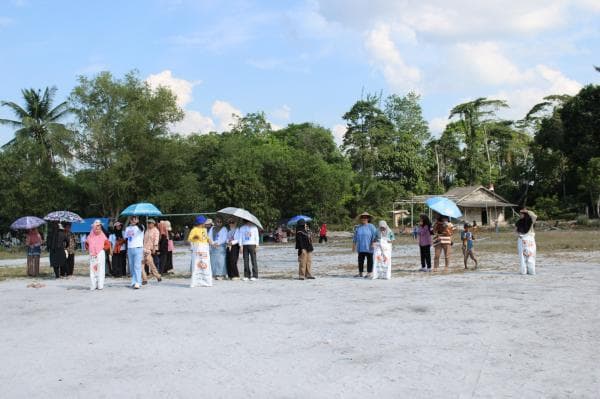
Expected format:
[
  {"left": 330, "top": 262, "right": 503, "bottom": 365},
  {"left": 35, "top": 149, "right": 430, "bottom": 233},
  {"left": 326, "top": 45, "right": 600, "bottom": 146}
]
[{"left": 1, "top": 70, "right": 599, "bottom": 230}]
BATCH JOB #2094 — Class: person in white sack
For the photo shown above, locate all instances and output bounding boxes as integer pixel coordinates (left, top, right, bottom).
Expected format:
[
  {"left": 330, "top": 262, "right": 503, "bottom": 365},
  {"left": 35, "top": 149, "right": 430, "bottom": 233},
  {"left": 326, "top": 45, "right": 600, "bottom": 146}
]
[
  {"left": 515, "top": 208, "right": 537, "bottom": 275},
  {"left": 373, "top": 220, "right": 394, "bottom": 279}
]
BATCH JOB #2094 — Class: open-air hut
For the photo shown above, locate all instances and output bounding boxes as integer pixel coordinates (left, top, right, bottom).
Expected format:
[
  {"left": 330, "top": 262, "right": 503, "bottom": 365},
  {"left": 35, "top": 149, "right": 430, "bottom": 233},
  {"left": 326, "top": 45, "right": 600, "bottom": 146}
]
[{"left": 444, "top": 185, "right": 516, "bottom": 226}]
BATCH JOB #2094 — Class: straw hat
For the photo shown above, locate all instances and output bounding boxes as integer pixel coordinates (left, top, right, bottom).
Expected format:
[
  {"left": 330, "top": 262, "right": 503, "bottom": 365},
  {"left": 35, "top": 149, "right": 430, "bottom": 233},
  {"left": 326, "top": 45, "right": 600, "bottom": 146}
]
[{"left": 357, "top": 212, "right": 373, "bottom": 221}]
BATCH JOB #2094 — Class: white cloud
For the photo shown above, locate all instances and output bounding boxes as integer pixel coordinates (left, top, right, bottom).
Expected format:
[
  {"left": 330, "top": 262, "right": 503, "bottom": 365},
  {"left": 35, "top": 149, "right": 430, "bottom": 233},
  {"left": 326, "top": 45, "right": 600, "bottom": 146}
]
[
  {"left": 146, "top": 70, "right": 200, "bottom": 108},
  {"left": 211, "top": 100, "right": 242, "bottom": 132},
  {"left": 331, "top": 124, "right": 346, "bottom": 146},
  {"left": 428, "top": 117, "right": 448, "bottom": 138},
  {"left": 174, "top": 110, "right": 215, "bottom": 135},
  {"left": 364, "top": 23, "right": 421, "bottom": 92},
  {"left": 271, "top": 105, "right": 291, "bottom": 121},
  {"left": 453, "top": 42, "right": 527, "bottom": 86}
]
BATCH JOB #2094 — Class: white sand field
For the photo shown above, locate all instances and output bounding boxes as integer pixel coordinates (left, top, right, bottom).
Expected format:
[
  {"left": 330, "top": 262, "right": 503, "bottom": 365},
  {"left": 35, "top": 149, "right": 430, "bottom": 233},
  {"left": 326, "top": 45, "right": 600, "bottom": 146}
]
[{"left": 1, "top": 240, "right": 599, "bottom": 398}]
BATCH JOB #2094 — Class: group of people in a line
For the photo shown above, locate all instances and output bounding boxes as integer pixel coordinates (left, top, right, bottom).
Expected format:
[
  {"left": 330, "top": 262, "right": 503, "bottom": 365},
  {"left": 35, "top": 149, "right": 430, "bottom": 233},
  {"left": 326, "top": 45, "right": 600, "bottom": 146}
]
[{"left": 23, "top": 207, "right": 538, "bottom": 289}]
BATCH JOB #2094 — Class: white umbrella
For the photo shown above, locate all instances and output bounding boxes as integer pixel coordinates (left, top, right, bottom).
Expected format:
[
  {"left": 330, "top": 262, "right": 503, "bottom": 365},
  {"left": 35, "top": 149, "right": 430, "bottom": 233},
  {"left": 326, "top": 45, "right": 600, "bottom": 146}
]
[{"left": 217, "top": 207, "right": 263, "bottom": 229}]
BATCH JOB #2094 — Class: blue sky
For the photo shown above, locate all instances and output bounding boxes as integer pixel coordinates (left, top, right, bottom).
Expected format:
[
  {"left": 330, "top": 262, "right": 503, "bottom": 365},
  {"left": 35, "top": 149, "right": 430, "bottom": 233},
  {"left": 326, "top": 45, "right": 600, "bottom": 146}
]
[{"left": 1, "top": 0, "right": 599, "bottom": 146}]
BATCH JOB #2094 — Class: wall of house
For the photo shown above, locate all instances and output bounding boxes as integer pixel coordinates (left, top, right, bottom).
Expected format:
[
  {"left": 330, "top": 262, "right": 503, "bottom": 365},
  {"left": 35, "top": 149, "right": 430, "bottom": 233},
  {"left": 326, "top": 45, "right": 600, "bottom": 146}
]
[{"left": 460, "top": 207, "right": 507, "bottom": 226}]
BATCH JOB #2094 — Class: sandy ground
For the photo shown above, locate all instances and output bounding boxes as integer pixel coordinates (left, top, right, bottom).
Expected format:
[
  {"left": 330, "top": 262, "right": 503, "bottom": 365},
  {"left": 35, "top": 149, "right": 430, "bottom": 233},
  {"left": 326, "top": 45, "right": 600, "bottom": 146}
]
[{"left": 1, "top": 240, "right": 599, "bottom": 398}]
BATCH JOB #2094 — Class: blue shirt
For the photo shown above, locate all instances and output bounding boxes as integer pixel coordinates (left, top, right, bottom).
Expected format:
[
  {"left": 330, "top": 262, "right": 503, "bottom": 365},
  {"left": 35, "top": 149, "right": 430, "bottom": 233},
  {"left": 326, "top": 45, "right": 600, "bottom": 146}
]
[
  {"left": 353, "top": 223, "right": 378, "bottom": 253},
  {"left": 461, "top": 231, "right": 474, "bottom": 250}
]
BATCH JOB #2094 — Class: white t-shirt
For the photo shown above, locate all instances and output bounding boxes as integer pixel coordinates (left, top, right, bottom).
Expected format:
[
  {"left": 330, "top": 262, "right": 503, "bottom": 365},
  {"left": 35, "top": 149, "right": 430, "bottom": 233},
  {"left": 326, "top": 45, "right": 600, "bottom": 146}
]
[
  {"left": 125, "top": 225, "right": 144, "bottom": 248},
  {"left": 208, "top": 226, "right": 228, "bottom": 245},
  {"left": 239, "top": 224, "right": 259, "bottom": 246}
]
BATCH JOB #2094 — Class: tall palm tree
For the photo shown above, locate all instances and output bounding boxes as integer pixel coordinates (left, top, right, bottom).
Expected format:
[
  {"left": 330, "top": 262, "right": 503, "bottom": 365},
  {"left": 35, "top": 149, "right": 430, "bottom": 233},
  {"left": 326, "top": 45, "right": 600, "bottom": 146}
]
[{"left": 1, "top": 86, "right": 72, "bottom": 166}]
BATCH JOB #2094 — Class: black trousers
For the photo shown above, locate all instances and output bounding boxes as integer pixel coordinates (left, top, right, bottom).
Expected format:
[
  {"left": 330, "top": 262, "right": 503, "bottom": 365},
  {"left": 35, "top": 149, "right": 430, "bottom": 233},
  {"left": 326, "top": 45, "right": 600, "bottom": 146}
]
[
  {"left": 226, "top": 244, "right": 240, "bottom": 278},
  {"left": 319, "top": 235, "right": 328, "bottom": 243},
  {"left": 420, "top": 245, "right": 432, "bottom": 269},
  {"left": 62, "top": 254, "right": 75, "bottom": 276},
  {"left": 112, "top": 252, "right": 127, "bottom": 277},
  {"left": 358, "top": 252, "right": 373, "bottom": 274},
  {"left": 242, "top": 245, "right": 258, "bottom": 278}
]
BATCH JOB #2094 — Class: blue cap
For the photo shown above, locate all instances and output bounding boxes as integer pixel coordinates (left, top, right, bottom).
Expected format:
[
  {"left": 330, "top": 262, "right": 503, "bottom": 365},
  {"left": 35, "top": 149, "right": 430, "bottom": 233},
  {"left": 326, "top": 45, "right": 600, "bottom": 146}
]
[{"left": 195, "top": 215, "right": 207, "bottom": 225}]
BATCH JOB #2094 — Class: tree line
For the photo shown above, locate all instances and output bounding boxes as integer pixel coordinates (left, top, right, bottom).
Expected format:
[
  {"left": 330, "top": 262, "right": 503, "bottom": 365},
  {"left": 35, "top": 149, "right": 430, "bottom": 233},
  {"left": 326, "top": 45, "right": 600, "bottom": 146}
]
[{"left": 1, "top": 69, "right": 599, "bottom": 230}]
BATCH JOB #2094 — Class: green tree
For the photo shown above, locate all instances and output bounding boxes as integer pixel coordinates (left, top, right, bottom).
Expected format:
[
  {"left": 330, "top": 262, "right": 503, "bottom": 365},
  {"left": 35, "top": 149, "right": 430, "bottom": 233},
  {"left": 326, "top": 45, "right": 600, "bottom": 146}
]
[{"left": 0, "top": 87, "right": 74, "bottom": 167}]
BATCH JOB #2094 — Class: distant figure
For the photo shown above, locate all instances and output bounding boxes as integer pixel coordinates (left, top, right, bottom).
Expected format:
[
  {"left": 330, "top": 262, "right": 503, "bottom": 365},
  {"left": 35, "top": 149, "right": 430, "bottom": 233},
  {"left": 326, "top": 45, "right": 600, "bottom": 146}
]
[
  {"left": 515, "top": 208, "right": 537, "bottom": 275},
  {"left": 461, "top": 223, "right": 478, "bottom": 270},
  {"left": 25, "top": 228, "right": 42, "bottom": 277},
  {"left": 417, "top": 214, "right": 433, "bottom": 272},
  {"left": 352, "top": 212, "right": 378, "bottom": 278},
  {"left": 373, "top": 220, "right": 394, "bottom": 279},
  {"left": 295, "top": 219, "right": 315, "bottom": 280},
  {"left": 319, "top": 223, "right": 328, "bottom": 243},
  {"left": 494, "top": 219, "right": 499, "bottom": 234},
  {"left": 412, "top": 225, "right": 418, "bottom": 240}
]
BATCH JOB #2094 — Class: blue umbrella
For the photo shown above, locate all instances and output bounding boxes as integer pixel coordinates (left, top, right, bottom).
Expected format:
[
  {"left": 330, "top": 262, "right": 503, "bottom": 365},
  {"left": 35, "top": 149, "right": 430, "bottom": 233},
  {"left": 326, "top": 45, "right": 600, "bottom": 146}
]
[
  {"left": 120, "top": 202, "right": 162, "bottom": 217},
  {"left": 44, "top": 210, "right": 83, "bottom": 222},
  {"left": 10, "top": 216, "right": 46, "bottom": 230},
  {"left": 425, "top": 197, "right": 463, "bottom": 218},
  {"left": 287, "top": 215, "right": 313, "bottom": 226}
]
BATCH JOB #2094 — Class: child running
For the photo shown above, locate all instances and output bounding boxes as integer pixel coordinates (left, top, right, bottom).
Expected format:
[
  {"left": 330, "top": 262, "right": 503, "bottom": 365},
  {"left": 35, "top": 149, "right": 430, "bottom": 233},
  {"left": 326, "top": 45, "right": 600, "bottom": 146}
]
[{"left": 461, "top": 223, "right": 478, "bottom": 269}]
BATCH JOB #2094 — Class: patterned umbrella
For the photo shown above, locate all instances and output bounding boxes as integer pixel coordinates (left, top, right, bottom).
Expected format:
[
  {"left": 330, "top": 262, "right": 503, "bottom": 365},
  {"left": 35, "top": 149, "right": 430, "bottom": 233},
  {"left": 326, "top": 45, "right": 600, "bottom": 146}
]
[
  {"left": 43, "top": 210, "right": 84, "bottom": 222},
  {"left": 10, "top": 216, "right": 46, "bottom": 230},
  {"left": 120, "top": 202, "right": 162, "bottom": 217}
]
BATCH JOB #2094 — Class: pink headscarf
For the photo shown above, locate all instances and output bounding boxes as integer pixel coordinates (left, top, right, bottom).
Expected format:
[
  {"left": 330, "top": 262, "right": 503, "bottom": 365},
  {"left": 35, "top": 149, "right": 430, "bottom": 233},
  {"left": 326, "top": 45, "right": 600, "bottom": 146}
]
[{"left": 87, "top": 221, "right": 107, "bottom": 256}]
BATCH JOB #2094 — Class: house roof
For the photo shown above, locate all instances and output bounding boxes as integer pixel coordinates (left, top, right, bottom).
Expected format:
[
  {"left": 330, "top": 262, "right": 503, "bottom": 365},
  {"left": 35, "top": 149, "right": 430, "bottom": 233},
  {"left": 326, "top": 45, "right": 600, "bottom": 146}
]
[{"left": 444, "top": 185, "right": 516, "bottom": 207}]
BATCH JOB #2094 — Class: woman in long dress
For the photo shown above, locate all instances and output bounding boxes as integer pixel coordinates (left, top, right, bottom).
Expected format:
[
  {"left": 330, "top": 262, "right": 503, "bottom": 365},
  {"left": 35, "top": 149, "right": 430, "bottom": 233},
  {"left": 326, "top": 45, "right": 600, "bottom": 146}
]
[
  {"left": 373, "top": 220, "right": 394, "bottom": 279},
  {"left": 25, "top": 228, "right": 42, "bottom": 277},
  {"left": 109, "top": 222, "right": 127, "bottom": 277},
  {"left": 188, "top": 215, "right": 212, "bottom": 287},
  {"left": 86, "top": 220, "right": 108, "bottom": 290},
  {"left": 208, "top": 216, "right": 228, "bottom": 279}
]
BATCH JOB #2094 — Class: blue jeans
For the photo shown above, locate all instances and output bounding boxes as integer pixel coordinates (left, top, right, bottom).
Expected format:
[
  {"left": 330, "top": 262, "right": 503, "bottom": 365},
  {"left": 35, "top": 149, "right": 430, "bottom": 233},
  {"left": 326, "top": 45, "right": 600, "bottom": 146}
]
[{"left": 128, "top": 247, "right": 143, "bottom": 286}]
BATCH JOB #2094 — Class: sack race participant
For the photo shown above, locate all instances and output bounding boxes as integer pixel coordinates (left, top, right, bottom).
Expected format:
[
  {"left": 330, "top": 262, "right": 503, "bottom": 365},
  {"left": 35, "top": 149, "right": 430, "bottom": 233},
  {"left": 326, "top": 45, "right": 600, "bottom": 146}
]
[
  {"left": 188, "top": 215, "right": 212, "bottom": 287},
  {"left": 516, "top": 208, "right": 537, "bottom": 275},
  {"left": 373, "top": 220, "right": 394, "bottom": 279}
]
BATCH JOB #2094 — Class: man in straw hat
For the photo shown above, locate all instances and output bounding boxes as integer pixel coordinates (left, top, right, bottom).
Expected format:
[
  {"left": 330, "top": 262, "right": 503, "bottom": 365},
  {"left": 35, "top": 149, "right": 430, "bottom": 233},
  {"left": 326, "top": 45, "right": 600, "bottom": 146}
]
[{"left": 352, "top": 212, "right": 378, "bottom": 278}]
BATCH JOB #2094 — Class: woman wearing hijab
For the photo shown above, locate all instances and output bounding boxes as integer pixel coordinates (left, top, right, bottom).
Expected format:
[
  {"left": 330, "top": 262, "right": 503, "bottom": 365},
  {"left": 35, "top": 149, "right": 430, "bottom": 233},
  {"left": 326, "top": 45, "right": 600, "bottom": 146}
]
[
  {"left": 109, "top": 222, "right": 127, "bottom": 277},
  {"left": 125, "top": 216, "right": 145, "bottom": 289},
  {"left": 25, "top": 228, "right": 42, "bottom": 277},
  {"left": 515, "top": 208, "right": 538, "bottom": 275},
  {"left": 158, "top": 221, "right": 169, "bottom": 274},
  {"left": 188, "top": 215, "right": 212, "bottom": 287},
  {"left": 86, "top": 220, "right": 108, "bottom": 290},
  {"left": 295, "top": 219, "right": 315, "bottom": 280},
  {"left": 208, "top": 216, "right": 228, "bottom": 280},
  {"left": 225, "top": 219, "right": 241, "bottom": 280},
  {"left": 63, "top": 222, "right": 77, "bottom": 278},
  {"left": 47, "top": 222, "right": 68, "bottom": 279},
  {"left": 373, "top": 220, "right": 395, "bottom": 279}
]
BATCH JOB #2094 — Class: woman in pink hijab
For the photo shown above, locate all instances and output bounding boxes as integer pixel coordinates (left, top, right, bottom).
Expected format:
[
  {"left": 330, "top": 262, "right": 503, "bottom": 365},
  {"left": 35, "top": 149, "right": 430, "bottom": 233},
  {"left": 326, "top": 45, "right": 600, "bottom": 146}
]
[{"left": 86, "top": 220, "right": 108, "bottom": 290}]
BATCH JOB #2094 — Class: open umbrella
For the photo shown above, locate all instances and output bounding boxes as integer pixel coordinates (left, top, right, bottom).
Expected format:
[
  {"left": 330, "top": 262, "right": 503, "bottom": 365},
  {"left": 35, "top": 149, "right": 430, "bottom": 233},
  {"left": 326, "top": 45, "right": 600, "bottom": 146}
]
[
  {"left": 287, "top": 215, "right": 312, "bottom": 226},
  {"left": 217, "top": 207, "right": 263, "bottom": 229},
  {"left": 425, "top": 197, "right": 463, "bottom": 218},
  {"left": 10, "top": 216, "right": 46, "bottom": 230},
  {"left": 44, "top": 210, "right": 83, "bottom": 223},
  {"left": 120, "top": 203, "right": 162, "bottom": 217}
]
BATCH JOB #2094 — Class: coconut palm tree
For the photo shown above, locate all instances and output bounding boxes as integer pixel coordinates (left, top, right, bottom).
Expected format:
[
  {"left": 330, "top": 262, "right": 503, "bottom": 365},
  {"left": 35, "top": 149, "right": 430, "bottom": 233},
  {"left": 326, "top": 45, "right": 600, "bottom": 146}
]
[{"left": 1, "top": 86, "right": 73, "bottom": 166}]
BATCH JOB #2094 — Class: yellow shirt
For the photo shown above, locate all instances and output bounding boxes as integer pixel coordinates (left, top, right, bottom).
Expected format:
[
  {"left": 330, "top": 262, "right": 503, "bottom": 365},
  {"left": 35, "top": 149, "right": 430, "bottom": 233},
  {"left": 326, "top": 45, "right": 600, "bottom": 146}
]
[{"left": 187, "top": 226, "right": 208, "bottom": 244}]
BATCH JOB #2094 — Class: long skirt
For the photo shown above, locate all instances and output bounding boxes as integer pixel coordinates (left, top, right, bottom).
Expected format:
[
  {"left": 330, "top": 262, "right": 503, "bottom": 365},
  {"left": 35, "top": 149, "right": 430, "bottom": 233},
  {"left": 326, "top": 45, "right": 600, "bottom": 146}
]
[
  {"left": 210, "top": 244, "right": 227, "bottom": 276},
  {"left": 190, "top": 243, "right": 212, "bottom": 287},
  {"left": 89, "top": 251, "right": 106, "bottom": 290},
  {"left": 373, "top": 240, "right": 392, "bottom": 279},
  {"left": 112, "top": 251, "right": 127, "bottom": 277},
  {"left": 518, "top": 234, "right": 536, "bottom": 275}
]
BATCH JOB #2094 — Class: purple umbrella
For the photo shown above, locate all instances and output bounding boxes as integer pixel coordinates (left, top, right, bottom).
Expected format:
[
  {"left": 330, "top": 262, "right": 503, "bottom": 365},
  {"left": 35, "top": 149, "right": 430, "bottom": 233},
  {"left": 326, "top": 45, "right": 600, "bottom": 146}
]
[
  {"left": 10, "top": 216, "right": 46, "bottom": 230},
  {"left": 43, "top": 210, "right": 83, "bottom": 223}
]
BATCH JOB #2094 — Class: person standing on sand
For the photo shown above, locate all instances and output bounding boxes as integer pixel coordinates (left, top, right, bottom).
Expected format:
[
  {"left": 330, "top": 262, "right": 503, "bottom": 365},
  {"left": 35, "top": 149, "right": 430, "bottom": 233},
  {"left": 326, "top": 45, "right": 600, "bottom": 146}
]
[
  {"left": 63, "top": 222, "right": 77, "bottom": 278},
  {"left": 125, "top": 216, "right": 145, "bottom": 289},
  {"left": 225, "top": 219, "right": 241, "bottom": 280},
  {"left": 47, "top": 222, "right": 68, "bottom": 279},
  {"left": 86, "top": 220, "right": 108, "bottom": 291},
  {"left": 432, "top": 215, "right": 455, "bottom": 270},
  {"left": 109, "top": 222, "right": 127, "bottom": 277},
  {"left": 208, "top": 216, "right": 228, "bottom": 280},
  {"left": 239, "top": 220, "right": 260, "bottom": 281},
  {"left": 461, "top": 223, "right": 478, "bottom": 270},
  {"left": 295, "top": 219, "right": 315, "bottom": 280},
  {"left": 188, "top": 215, "right": 212, "bottom": 287},
  {"left": 319, "top": 223, "right": 328, "bottom": 243},
  {"left": 417, "top": 214, "right": 433, "bottom": 272},
  {"left": 142, "top": 219, "right": 162, "bottom": 285},
  {"left": 373, "top": 220, "right": 394, "bottom": 280},
  {"left": 515, "top": 208, "right": 537, "bottom": 275},
  {"left": 352, "top": 212, "right": 378, "bottom": 278},
  {"left": 25, "top": 228, "right": 42, "bottom": 277}
]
